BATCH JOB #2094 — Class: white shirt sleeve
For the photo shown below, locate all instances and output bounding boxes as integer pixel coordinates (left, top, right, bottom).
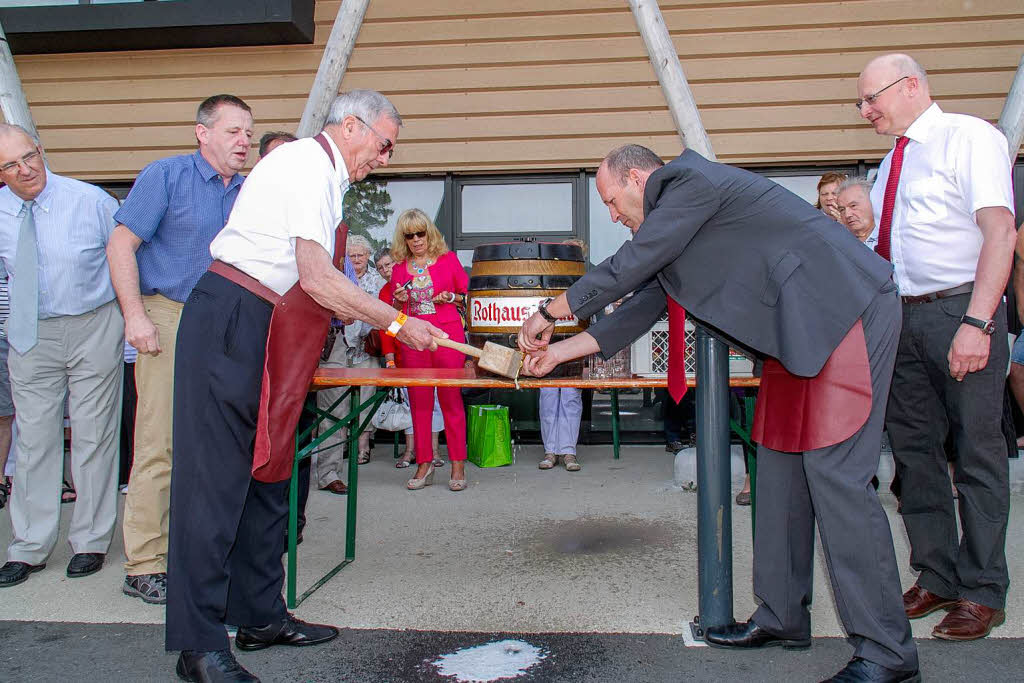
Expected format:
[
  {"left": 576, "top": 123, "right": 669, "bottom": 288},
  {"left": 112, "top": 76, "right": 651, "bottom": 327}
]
[{"left": 954, "top": 122, "right": 1014, "bottom": 217}]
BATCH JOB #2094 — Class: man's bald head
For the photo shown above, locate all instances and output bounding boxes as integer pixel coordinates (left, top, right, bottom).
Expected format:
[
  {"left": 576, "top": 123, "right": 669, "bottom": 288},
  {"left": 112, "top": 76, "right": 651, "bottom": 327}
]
[{"left": 857, "top": 54, "right": 932, "bottom": 137}]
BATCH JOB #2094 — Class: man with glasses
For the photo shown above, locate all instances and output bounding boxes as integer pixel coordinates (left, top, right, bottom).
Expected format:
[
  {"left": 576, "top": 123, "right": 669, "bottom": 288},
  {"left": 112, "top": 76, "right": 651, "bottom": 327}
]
[
  {"left": 166, "top": 90, "right": 443, "bottom": 682},
  {"left": 106, "top": 94, "right": 253, "bottom": 607},
  {"left": 0, "top": 124, "right": 123, "bottom": 588},
  {"left": 858, "top": 54, "right": 1016, "bottom": 642}
]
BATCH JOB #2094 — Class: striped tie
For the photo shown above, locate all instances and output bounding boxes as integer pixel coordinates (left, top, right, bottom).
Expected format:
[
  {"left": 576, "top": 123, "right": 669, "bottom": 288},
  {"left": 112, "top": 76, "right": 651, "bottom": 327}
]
[{"left": 8, "top": 200, "right": 38, "bottom": 353}]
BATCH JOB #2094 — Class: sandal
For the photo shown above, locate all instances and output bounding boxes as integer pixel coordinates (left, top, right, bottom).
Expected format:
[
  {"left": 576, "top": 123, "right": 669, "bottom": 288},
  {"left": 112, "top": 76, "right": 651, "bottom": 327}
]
[
  {"left": 431, "top": 456, "right": 446, "bottom": 468},
  {"left": 61, "top": 479, "right": 77, "bottom": 504},
  {"left": 357, "top": 451, "right": 371, "bottom": 465},
  {"left": 538, "top": 453, "right": 558, "bottom": 470},
  {"left": 395, "top": 452, "right": 414, "bottom": 469}
]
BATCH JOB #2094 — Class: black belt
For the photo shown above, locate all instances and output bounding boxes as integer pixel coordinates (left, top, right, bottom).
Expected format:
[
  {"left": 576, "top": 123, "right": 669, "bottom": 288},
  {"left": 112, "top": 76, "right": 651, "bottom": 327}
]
[
  {"left": 468, "top": 274, "right": 580, "bottom": 290},
  {"left": 472, "top": 242, "right": 583, "bottom": 262},
  {"left": 901, "top": 282, "right": 973, "bottom": 305}
]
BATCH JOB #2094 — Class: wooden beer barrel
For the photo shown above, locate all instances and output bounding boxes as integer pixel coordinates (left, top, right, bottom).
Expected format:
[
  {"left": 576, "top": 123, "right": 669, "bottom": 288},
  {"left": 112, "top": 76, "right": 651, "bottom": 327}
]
[{"left": 467, "top": 241, "right": 588, "bottom": 377}]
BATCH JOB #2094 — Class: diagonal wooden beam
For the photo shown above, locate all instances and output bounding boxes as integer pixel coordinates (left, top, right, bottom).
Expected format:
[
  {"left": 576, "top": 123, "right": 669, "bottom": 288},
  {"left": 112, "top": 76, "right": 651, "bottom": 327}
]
[
  {"left": 296, "top": 0, "right": 371, "bottom": 138},
  {"left": 0, "top": 21, "right": 38, "bottom": 139},
  {"left": 997, "top": 54, "right": 1024, "bottom": 160}
]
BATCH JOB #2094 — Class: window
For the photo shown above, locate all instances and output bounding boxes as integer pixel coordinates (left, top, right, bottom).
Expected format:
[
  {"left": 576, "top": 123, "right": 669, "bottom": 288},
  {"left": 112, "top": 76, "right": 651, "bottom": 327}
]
[
  {"left": 342, "top": 178, "right": 446, "bottom": 259},
  {"left": 587, "top": 175, "right": 630, "bottom": 266}
]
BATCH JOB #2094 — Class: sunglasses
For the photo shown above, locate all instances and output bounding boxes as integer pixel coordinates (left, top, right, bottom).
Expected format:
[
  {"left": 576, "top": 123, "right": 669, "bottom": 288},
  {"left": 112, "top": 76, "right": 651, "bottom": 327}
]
[
  {"left": 353, "top": 114, "right": 394, "bottom": 159},
  {"left": 404, "top": 230, "right": 427, "bottom": 240}
]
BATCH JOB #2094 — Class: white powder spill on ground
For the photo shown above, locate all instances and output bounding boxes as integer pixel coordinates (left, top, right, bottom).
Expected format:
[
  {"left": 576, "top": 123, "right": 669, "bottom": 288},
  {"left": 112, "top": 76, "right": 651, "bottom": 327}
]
[{"left": 432, "top": 639, "right": 546, "bottom": 682}]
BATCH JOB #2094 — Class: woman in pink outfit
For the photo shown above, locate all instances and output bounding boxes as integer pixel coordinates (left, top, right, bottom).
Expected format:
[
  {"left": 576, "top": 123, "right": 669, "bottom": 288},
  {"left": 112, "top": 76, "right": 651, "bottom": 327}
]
[{"left": 389, "top": 209, "right": 469, "bottom": 492}]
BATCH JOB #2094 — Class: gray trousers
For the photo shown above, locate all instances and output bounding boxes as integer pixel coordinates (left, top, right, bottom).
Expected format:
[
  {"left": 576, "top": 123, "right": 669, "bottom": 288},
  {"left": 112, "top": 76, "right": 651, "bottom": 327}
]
[
  {"left": 752, "top": 283, "right": 918, "bottom": 673},
  {"left": 315, "top": 342, "right": 376, "bottom": 488},
  {"left": 886, "top": 294, "right": 1009, "bottom": 609},
  {"left": 6, "top": 300, "right": 124, "bottom": 564}
]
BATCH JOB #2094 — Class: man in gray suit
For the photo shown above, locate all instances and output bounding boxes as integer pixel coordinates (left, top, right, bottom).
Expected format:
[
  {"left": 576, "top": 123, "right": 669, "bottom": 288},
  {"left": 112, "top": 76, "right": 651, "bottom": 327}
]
[{"left": 519, "top": 145, "right": 918, "bottom": 683}]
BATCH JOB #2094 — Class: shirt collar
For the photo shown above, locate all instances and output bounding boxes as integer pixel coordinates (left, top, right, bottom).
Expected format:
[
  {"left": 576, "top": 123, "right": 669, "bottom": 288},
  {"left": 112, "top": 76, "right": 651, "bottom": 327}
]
[
  {"left": 192, "top": 150, "right": 245, "bottom": 190},
  {"left": 321, "top": 134, "right": 351, "bottom": 194},
  {"left": 0, "top": 167, "right": 55, "bottom": 216},
  {"left": 902, "top": 102, "right": 941, "bottom": 146}
]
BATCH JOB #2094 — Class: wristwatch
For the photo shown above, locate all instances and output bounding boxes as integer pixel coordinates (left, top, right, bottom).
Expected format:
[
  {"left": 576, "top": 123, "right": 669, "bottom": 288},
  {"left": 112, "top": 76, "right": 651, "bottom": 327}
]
[
  {"left": 960, "top": 314, "right": 995, "bottom": 335},
  {"left": 386, "top": 312, "right": 408, "bottom": 337},
  {"left": 537, "top": 297, "right": 558, "bottom": 324}
]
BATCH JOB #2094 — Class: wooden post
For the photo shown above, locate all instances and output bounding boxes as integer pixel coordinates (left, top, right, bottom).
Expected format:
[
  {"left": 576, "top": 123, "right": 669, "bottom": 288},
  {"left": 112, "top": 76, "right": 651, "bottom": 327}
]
[
  {"left": 627, "top": 0, "right": 733, "bottom": 635},
  {"left": 998, "top": 54, "right": 1024, "bottom": 160},
  {"left": 296, "top": 0, "right": 371, "bottom": 138},
  {"left": 627, "top": 0, "right": 714, "bottom": 160},
  {"left": 0, "top": 21, "right": 39, "bottom": 140}
]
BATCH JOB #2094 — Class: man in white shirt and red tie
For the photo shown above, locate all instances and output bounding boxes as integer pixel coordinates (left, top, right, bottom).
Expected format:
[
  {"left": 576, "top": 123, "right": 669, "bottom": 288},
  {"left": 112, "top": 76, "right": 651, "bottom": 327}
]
[{"left": 858, "top": 53, "right": 1016, "bottom": 642}]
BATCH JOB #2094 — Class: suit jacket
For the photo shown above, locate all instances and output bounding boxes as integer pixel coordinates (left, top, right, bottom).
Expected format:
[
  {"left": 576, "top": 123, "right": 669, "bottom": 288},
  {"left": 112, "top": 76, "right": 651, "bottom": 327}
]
[{"left": 570, "top": 149, "right": 893, "bottom": 377}]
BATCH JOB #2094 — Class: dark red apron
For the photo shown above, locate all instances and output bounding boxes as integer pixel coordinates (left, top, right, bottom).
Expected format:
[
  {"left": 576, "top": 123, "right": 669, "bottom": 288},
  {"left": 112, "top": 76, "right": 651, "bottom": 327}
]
[
  {"left": 220, "top": 132, "right": 348, "bottom": 483},
  {"left": 751, "top": 319, "right": 872, "bottom": 453}
]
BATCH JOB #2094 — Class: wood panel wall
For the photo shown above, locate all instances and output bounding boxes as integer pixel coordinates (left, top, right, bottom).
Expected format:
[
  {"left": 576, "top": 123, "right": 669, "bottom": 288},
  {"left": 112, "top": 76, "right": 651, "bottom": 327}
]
[{"left": 12, "top": 0, "right": 1024, "bottom": 181}]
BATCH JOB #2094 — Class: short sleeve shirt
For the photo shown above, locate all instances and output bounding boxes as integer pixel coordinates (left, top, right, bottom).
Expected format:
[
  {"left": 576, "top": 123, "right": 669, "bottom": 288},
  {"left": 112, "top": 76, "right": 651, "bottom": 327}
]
[
  {"left": 210, "top": 135, "right": 350, "bottom": 295},
  {"left": 114, "top": 151, "right": 244, "bottom": 302}
]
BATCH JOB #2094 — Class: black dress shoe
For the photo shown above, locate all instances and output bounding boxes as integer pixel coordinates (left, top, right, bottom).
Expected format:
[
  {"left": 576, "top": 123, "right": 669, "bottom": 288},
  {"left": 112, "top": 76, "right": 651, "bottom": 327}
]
[
  {"left": 176, "top": 649, "right": 259, "bottom": 682},
  {"left": 821, "top": 657, "right": 920, "bottom": 683},
  {"left": 0, "top": 561, "right": 45, "bottom": 587},
  {"left": 235, "top": 614, "right": 339, "bottom": 651},
  {"left": 705, "top": 620, "right": 811, "bottom": 650},
  {"left": 66, "top": 552, "right": 104, "bottom": 577}
]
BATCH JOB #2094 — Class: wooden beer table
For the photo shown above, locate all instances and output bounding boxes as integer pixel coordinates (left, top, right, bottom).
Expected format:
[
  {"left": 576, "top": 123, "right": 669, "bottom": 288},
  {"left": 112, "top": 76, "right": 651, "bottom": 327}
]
[{"left": 286, "top": 366, "right": 760, "bottom": 608}]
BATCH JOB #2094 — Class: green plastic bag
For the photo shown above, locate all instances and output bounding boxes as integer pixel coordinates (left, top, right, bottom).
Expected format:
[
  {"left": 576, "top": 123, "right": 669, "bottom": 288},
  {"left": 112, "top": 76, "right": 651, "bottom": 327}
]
[{"left": 467, "top": 404, "right": 512, "bottom": 468}]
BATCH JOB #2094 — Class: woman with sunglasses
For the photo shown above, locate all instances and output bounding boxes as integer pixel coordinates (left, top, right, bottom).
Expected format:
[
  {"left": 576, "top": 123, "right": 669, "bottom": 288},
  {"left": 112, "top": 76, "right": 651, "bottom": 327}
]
[{"left": 389, "top": 209, "right": 469, "bottom": 492}]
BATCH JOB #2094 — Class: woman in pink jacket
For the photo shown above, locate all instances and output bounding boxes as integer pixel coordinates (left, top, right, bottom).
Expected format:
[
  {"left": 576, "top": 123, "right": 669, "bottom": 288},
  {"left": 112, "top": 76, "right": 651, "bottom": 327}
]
[{"left": 389, "top": 209, "right": 469, "bottom": 492}]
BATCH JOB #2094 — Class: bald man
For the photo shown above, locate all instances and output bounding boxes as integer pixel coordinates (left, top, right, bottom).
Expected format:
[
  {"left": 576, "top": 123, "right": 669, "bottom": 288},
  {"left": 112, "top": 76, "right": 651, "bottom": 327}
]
[{"left": 858, "top": 53, "right": 1015, "bottom": 642}]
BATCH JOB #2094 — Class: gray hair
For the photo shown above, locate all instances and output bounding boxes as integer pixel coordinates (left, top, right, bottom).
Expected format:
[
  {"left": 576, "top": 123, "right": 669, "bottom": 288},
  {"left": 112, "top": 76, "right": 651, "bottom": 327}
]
[
  {"left": 0, "top": 123, "right": 40, "bottom": 146},
  {"left": 347, "top": 234, "right": 373, "bottom": 255},
  {"left": 837, "top": 176, "right": 873, "bottom": 197},
  {"left": 603, "top": 144, "right": 665, "bottom": 185},
  {"left": 326, "top": 90, "right": 402, "bottom": 129},
  {"left": 374, "top": 247, "right": 392, "bottom": 264}
]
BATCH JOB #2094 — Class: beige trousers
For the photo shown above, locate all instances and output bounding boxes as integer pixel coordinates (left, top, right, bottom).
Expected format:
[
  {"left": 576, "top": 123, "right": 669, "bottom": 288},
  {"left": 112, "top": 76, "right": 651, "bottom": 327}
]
[
  {"left": 6, "top": 301, "right": 123, "bottom": 564},
  {"left": 122, "top": 294, "right": 183, "bottom": 575}
]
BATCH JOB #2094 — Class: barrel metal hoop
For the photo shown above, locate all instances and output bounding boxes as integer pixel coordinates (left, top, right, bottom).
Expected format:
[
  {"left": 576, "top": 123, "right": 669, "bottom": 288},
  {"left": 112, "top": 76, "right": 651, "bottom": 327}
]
[
  {"left": 472, "top": 243, "right": 583, "bottom": 262},
  {"left": 468, "top": 274, "right": 580, "bottom": 290}
]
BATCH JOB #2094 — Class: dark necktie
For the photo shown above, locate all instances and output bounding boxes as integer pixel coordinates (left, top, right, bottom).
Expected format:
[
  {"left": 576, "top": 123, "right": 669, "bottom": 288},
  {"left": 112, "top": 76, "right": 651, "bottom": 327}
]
[
  {"left": 667, "top": 296, "right": 687, "bottom": 404},
  {"left": 9, "top": 200, "right": 38, "bottom": 353},
  {"left": 875, "top": 135, "right": 909, "bottom": 262}
]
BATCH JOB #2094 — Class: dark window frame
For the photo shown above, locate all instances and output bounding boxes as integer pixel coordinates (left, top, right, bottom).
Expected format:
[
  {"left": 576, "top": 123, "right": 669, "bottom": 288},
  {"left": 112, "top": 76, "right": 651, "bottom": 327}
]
[{"left": 0, "top": 0, "right": 314, "bottom": 54}]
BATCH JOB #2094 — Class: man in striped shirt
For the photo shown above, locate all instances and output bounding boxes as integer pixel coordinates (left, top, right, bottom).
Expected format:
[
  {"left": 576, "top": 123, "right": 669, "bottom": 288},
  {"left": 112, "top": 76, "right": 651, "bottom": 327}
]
[{"left": 0, "top": 124, "right": 124, "bottom": 588}]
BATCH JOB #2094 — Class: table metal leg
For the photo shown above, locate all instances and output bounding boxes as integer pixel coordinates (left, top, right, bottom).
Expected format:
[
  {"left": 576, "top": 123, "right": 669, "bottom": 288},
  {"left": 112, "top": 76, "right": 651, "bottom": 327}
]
[
  {"left": 287, "top": 433, "right": 300, "bottom": 608},
  {"left": 610, "top": 388, "right": 620, "bottom": 459}
]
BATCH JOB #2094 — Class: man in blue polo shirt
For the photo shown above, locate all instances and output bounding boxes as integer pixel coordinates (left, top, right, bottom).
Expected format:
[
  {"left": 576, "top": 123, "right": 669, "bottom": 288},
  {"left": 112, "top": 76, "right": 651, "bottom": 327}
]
[{"left": 106, "top": 94, "right": 254, "bottom": 605}]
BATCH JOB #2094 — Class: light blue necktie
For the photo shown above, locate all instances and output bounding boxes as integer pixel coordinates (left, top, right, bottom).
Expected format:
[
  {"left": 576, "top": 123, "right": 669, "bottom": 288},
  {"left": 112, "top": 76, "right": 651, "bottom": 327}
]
[{"left": 8, "top": 200, "right": 38, "bottom": 353}]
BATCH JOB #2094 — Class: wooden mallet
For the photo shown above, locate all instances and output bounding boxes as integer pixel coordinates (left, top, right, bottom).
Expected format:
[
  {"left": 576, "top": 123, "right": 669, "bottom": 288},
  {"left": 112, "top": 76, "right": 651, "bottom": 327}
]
[{"left": 435, "top": 338, "right": 524, "bottom": 379}]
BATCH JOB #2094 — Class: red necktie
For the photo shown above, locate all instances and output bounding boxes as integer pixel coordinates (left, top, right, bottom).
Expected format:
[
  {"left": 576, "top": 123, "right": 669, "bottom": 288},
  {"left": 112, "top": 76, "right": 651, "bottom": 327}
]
[
  {"left": 667, "top": 296, "right": 687, "bottom": 403},
  {"left": 875, "top": 136, "right": 909, "bottom": 262}
]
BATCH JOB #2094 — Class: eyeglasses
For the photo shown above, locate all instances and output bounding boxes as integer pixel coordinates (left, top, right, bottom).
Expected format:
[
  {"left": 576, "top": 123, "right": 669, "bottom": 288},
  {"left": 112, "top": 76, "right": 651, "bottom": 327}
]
[
  {"left": 353, "top": 115, "right": 394, "bottom": 159},
  {"left": 0, "top": 148, "right": 41, "bottom": 174},
  {"left": 404, "top": 230, "right": 427, "bottom": 240},
  {"left": 856, "top": 76, "right": 909, "bottom": 111}
]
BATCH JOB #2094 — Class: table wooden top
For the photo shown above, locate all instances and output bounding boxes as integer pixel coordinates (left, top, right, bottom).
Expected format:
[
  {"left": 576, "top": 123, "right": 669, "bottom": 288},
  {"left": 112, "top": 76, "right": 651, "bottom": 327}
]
[{"left": 311, "top": 367, "right": 760, "bottom": 390}]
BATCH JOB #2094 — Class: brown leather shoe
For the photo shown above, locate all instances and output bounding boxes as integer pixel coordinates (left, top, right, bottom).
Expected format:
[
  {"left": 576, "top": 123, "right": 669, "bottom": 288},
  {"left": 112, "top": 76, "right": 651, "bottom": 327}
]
[
  {"left": 902, "top": 584, "right": 957, "bottom": 619},
  {"left": 932, "top": 599, "right": 1005, "bottom": 641},
  {"left": 319, "top": 480, "right": 347, "bottom": 495}
]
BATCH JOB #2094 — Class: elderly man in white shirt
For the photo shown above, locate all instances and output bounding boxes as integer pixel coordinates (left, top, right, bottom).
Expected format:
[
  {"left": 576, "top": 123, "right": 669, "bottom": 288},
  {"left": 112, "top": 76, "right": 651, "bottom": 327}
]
[
  {"left": 166, "top": 90, "right": 444, "bottom": 683},
  {"left": 836, "top": 176, "right": 879, "bottom": 250},
  {"left": 858, "top": 53, "right": 1016, "bottom": 645}
]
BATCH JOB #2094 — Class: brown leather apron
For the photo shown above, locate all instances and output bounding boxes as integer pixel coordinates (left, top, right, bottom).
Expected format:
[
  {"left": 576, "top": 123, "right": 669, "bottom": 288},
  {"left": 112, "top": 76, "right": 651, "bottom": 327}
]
[
  {"left": 751, "top": 319, "right": 872, "bottom": 453},
  {"left": 211, "top": 132, "right": 348, "bottom": 483}
]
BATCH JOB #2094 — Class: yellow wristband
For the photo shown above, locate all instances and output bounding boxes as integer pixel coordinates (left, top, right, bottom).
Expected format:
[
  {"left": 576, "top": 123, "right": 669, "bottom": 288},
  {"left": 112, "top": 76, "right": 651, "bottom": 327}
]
[{"left": 386, "top": 312, "right": 408, "bottom": 337}]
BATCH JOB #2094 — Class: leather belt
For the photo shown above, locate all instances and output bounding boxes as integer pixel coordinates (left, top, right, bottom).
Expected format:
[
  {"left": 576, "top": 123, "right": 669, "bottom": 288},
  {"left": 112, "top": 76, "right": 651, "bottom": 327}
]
[
  {"left": 900, "top": 281, "right": 973, "bottom": 305},
  {"left": 209, "top": 260, "right": 281, "bottom": 306}
]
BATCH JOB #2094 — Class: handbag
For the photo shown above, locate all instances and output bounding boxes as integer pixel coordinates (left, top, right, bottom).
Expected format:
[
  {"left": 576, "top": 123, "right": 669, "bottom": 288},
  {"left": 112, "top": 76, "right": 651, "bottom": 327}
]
[
  {"left": 371, "top": 387, "right": 413, "bottom": 432},
  {"left": 364, "top": 329, "right": 383, "bottom": 357},
  {"left": 466, "top": 404, "right": 513, "bottom": 467}
]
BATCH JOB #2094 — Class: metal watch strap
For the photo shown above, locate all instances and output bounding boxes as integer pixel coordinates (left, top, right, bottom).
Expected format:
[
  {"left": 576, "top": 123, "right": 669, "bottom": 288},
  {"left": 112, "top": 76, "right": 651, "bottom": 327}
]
[
  {"left": 960, "top": 314, "right": 995, "bottom": 335},
  {"left": 537, "top": 298, "right": 558, "bottom": 323}
]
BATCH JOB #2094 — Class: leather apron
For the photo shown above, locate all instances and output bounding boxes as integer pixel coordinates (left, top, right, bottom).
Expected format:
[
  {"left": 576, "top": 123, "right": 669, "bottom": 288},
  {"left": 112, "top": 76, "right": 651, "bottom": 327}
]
[
  {"left": 751, "top": 319, "right": 872, "bottom": 453},
  {"left": 214, "top": 132, "right": 348, "bottom": 483}
]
